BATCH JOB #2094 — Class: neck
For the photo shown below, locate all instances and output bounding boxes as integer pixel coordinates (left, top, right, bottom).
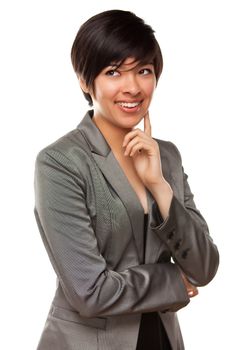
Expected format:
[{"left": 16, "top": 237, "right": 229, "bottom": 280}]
[{"left": 92, "top": 115, "right": 132, "bottom": 155}]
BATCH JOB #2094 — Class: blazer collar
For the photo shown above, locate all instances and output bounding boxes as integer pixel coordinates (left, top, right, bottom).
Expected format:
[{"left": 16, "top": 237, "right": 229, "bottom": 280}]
[
  {"left": 77, "top": 110, "right": 156, "bottom": 263},
  {"left": 77, "top": 110, "right": 111, "bottom": 157}
]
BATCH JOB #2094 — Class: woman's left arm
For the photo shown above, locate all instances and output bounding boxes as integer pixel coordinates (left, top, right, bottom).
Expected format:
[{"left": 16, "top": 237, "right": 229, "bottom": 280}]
[
  {"left": 123, "top": 113, "right": 219, "bottom": 287},
  {"left": 150, "top": 158, "right": 219, "bottom": 287}
]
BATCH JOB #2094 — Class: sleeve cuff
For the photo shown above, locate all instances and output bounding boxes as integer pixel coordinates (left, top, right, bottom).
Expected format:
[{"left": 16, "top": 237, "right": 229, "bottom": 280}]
[
  {"left": 150, "top": 194, "right": 178, "bottom": 232},
  {"left": 150, "top": 195, "right": 189, "bottom": 249}
]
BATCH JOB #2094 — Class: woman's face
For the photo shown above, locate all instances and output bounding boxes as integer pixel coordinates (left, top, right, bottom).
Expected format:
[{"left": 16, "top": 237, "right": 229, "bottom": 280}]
[{"left": 87, "top": 57, "right": 156, "bottom": 129}]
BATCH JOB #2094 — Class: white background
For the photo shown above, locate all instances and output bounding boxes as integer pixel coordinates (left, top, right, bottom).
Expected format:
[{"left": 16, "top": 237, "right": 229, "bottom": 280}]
[{"left": 1, "top": 0, "right": 232, "bottom": 349}]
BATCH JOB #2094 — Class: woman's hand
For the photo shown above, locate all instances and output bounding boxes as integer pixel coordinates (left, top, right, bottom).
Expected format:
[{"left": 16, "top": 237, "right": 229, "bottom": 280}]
[
  {"left": 122, "top": 112, "right": 164, "bottom": 187},
  {"left": 123, "top": 112, "right": 173, "bottom": 219},
  {"left": 180, "top": 272, "right": 199, "bottom": 298}
]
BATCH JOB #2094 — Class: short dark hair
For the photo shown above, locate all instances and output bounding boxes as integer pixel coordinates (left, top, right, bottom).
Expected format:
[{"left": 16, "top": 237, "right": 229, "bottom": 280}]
[{"left": 71, "top": 10, "right": 163, "bottom": 106}]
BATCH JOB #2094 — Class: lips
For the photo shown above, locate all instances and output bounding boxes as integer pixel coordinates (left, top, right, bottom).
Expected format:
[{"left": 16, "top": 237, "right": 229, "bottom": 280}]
[{"left": 116, "top": 100, "right": 142, "bottom": 109}]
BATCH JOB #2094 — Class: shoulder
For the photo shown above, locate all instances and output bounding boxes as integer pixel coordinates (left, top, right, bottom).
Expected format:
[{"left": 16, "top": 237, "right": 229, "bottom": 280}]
[
  {"left": 35, "top": 128, "right": 89, "bottom": 174},
  {"left": 36, "top": 128, "right": 84, "bottom": 155},
  {"left": 153, "top": 137, "right": 182, "bottom": 164}
]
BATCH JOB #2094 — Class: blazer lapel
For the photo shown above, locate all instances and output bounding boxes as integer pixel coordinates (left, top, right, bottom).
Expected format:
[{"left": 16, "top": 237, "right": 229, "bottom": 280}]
[
  {"left": 93, "top": 152, "right": 146, "bottom": 263},
  {"left": 77, "top": 110, "right": 147, "bottom": 263}
]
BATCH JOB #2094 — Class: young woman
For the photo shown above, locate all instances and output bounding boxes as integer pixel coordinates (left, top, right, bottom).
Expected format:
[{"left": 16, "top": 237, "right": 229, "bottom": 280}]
[{"left": 34, "top": 10, "right": 219, "bottom": 349}]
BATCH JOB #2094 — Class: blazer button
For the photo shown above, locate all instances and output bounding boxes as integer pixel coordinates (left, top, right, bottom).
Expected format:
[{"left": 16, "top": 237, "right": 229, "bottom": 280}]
[
  {"left": 182, "top": 248, "right": 190, "bottom": 259},
  {"left": 167, "top": 230, "right": 175, "bottom": 240},
  {"left": 174, "top": 239, "right": 182, "bottom": 250}
]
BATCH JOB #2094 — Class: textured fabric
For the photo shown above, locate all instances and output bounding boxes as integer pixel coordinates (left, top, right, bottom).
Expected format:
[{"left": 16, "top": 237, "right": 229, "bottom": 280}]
[{"left": 34, "top": 110, "right": 219, "bottom": 350}]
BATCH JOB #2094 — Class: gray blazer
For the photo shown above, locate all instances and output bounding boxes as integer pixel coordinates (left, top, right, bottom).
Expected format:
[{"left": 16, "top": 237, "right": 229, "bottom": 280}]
[{"left": 34, "top": 110, "right": 219, "bottom": 350}]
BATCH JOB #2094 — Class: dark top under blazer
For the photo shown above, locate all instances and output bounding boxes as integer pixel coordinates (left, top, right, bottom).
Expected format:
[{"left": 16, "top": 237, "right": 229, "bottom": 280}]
[
  {"left": 34, "top": 110, "right": 219, "bottom": 350},
  {"left": 136, "top": 214, "right": 172, "bottom": 349}
]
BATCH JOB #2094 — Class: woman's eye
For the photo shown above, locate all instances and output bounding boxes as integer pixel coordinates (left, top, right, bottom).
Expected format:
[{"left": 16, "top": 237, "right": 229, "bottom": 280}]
[
  {"left": 139, "top": 68, "right": 153, "bottom": 75},
  {"left": 106, "top": 70, "right": 120, "bottom": 77}
]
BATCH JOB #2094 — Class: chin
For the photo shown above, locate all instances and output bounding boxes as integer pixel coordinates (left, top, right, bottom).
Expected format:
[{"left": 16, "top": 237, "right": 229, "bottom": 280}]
[{"left": 121, "top": 121, "right": 141, "bottom": 130}]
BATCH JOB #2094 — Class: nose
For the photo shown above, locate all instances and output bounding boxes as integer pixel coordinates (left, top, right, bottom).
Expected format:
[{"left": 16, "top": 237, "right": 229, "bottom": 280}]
[{"left": 122, "top": 73, "right": 141, "bottom": 96}]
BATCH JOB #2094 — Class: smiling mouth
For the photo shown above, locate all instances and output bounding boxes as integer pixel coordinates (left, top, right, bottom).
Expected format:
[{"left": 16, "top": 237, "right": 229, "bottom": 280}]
[{"left": 116, "top": 101, "right": 142, "bottom": 109}]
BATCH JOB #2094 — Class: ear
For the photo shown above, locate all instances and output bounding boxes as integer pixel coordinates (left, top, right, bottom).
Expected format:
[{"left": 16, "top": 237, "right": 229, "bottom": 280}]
[{"left": 78, "top": 76, "right": 89, "bottom": 94}]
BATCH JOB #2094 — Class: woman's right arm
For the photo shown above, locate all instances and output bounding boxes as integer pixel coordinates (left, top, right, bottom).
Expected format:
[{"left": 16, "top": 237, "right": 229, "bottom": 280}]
[{"left": 34, "top": 148, "right": 189, "bottom": 318}]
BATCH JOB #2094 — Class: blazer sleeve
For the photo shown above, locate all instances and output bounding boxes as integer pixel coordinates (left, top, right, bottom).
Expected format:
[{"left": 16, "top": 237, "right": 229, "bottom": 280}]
[
  {"left": 151, "top": 142, "right": 219, "bottom": 286},
  {"left": 34, "top": 148, "right": 190, "bottom": 318}
]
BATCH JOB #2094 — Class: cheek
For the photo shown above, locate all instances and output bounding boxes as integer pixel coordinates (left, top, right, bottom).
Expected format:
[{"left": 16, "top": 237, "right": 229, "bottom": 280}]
[
  {"left": 103, "top": 83, "right": 119, "bottom": 99},
  {"left": 94, "top": 79, "right": 118, "bottom": 101},
  {"left": 144, "top": 84, "right": 155, "bottom": 98},
  {"left": 141, "top": 78, "right": 156, "bottom": 98}
]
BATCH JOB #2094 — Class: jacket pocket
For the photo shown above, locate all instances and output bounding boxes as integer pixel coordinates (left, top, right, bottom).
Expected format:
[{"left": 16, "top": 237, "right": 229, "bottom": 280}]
[{"left": 50, "top": 304, "right": 107, "bottom": 330}]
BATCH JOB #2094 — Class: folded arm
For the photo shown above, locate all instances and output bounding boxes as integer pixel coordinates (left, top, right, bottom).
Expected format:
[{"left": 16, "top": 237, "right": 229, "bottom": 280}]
[{"left": 150, "top": 142, "right": 219, "bottom": 287}]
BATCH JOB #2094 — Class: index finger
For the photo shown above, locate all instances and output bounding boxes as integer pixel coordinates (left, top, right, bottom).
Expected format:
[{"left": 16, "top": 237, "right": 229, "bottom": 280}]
[{"left": 144, "top": 111, "right": 151, "bottom": 136}]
